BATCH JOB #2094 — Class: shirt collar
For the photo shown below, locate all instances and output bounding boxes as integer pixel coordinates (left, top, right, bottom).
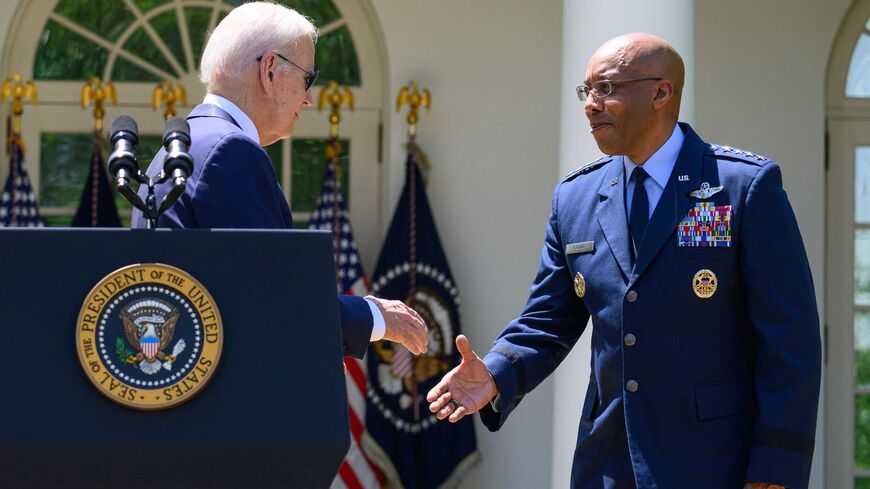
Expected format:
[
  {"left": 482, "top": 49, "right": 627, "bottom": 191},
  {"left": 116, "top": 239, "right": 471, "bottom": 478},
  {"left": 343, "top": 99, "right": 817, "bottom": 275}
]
[
  {"left": 621, "top": 123, "right": 685, "bottom": 188},
  {"left": 202, "top": 93, "right": 261, "bottom": 145}
]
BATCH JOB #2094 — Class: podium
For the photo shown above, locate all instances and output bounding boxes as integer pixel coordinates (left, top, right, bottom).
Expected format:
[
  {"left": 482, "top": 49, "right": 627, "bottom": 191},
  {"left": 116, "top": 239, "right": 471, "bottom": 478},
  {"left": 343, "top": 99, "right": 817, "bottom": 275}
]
[{"left": 0, "top": 228, "right": 350, "bottom": 489}]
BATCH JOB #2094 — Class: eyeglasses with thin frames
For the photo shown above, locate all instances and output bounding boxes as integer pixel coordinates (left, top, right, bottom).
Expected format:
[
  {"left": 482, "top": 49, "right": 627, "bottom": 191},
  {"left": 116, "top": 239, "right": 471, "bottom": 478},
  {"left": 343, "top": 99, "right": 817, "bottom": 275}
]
[
  {"left": 257, "top": 52, "right": 319, "bottom": 91},
  {"left": 576, "top": 77, "right": 664, "bottom": 102}
]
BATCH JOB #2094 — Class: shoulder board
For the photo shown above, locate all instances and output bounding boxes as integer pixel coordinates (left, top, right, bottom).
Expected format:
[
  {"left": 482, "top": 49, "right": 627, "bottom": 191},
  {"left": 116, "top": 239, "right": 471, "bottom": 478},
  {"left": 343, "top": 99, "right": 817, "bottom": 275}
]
[
  {"left": 563, "top": 156, "right": 612, "bottom": 181},
  {"left": 706, "top": 144, "right": 769, "bottom": 165}
]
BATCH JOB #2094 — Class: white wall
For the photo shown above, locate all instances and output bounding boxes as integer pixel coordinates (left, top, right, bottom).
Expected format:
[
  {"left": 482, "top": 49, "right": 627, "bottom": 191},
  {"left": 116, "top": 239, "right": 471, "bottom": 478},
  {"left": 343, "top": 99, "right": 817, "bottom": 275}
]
[
  {"left": 370, "top": 1, "right": 564, "bottom": 487},
  {"left": 694, "top": 1, "right": 853, "bottom": 487}
]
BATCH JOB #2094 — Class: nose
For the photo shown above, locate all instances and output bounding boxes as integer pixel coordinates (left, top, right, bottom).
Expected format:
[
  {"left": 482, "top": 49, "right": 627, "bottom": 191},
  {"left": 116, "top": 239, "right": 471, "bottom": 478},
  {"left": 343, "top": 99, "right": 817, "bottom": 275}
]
[{"left": 584, "top": 94, "right": 602, "bottom": 116}]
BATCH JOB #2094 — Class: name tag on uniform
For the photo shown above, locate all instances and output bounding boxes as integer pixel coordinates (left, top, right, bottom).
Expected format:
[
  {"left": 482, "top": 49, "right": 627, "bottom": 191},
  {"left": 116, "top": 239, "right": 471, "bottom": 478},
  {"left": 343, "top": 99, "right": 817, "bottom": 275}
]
[{"left": 566, "top": 241, "right": 594, "bottom": 254}]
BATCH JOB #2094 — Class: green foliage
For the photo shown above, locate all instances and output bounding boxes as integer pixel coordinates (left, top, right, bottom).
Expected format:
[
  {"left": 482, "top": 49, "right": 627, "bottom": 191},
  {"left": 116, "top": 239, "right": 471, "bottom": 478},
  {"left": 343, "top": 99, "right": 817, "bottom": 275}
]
[
  {"left": 55, "top": 0, "right": 135, "bottom": 41},
  {"left": 34, "top": 20, "right": 108, "bottom": 80},
  {"left": 115, "top": 337, "right": 134, "bottom": 363},
  {"left": 291, "top": 138, "right": 349, "bottom": 213},
  {"left": 315, "top": 25, "right": 360, "bottom": 86}
]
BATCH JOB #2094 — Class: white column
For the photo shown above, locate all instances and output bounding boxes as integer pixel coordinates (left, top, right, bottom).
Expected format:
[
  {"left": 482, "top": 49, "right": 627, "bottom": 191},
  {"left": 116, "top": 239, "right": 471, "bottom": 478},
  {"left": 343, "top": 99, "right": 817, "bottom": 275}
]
[{"left": 551, "top": 2, "right": 694, "bottom": 487}]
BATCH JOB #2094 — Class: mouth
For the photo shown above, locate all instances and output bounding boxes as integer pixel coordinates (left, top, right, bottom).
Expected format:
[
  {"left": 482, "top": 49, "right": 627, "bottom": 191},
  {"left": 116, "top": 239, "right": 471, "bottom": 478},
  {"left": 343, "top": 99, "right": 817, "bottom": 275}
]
[{"left": 590, "top": 122, "right": 612, "bottom": 133}]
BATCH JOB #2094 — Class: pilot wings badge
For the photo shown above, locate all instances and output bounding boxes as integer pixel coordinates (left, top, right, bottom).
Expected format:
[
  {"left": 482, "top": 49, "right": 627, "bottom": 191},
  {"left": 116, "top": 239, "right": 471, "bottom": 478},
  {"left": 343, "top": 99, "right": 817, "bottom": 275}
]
[{"left": 688, "top": 182, "right": 723, "bottom": 199}]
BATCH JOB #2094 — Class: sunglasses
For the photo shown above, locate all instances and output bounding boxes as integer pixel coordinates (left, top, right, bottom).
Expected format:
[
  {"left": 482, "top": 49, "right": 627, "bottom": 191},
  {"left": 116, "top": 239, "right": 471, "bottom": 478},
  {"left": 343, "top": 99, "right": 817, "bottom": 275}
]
[{"left": 257, "top": 52, "right": 319, "bottom": 91}]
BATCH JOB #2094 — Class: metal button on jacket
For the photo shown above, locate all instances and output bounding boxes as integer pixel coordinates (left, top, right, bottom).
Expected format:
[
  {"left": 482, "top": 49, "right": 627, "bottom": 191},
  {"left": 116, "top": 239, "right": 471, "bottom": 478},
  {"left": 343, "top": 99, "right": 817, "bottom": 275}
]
[
  {"left": 624, "top": 333, "right": 637, "bottom": 347},
  {"left": 626, "top": 290, "right": 638, "bottom": 302},
  {"left": 626, "top": 380, "right": 639, "bottom": 392}
]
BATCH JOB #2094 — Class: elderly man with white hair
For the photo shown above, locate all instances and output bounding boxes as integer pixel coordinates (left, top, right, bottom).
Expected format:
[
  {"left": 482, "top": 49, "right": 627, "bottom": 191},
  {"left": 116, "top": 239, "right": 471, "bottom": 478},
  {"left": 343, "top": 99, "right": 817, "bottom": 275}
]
[{"left": 132, "top": 2, "right": 427, "bottom": 360}]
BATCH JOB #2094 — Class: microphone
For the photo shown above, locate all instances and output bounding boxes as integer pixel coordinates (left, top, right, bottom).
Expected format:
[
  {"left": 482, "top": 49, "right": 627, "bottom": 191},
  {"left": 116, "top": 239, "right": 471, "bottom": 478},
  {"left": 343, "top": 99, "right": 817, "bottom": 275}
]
[
  {"left": 108, "top": 115, "right": 139, "bottom": 185},
  {"left": 162, "top": 117, "right": 193, "bottom": 186}
]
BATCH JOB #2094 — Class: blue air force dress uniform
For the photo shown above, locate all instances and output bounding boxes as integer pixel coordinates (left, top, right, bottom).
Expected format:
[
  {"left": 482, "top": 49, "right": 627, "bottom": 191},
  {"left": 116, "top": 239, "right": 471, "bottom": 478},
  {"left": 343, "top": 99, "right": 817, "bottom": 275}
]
[{"left": 479, "top": 123, "right": 821, "bottom": 488}]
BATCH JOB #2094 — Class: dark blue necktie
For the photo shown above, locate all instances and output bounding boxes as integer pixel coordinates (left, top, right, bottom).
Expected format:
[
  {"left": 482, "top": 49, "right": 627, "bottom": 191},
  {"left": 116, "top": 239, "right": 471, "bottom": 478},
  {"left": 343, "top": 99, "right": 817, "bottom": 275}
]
[{"left": 629, "top": 167, "right": 650, "bottom": 253}]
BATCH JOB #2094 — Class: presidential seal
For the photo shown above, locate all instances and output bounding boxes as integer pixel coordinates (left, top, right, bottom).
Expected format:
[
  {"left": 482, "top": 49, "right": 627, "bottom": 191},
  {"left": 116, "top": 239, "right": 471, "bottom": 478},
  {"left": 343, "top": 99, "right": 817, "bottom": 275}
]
[
  {"left": 692, "top": 268, "right": 718, "bottom": 299},
  {"left": 76, "top": 263, "right": 223, "bottom": 410}
]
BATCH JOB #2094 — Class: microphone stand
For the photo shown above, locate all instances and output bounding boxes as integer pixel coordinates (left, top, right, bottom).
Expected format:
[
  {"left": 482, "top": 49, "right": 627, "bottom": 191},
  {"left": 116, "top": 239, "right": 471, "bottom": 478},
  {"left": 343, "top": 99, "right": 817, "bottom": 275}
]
[{"left": 117, "top": 170, "right": 186, "bottom": 229}]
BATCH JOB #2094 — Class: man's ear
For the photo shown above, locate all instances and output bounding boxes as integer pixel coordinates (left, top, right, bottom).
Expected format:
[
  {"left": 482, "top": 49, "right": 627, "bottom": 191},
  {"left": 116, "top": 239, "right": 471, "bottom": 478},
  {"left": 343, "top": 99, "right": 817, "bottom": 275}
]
[
  {"left": 259, "top": 54, "right": 276, "bottom": 95},
  {"left": 652, "top": 80, "right": 673, "bottom": 109}
]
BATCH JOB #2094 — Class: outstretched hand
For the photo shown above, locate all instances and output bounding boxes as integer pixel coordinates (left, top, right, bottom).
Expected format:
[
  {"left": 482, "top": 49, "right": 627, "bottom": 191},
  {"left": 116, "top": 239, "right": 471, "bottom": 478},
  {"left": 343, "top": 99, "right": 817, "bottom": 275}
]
[
  {"left": 426, "top": 334, "right": 498, "bottom": 422},
  {"left": 367, "top": 296, "right": 428, "bottom": 355}
]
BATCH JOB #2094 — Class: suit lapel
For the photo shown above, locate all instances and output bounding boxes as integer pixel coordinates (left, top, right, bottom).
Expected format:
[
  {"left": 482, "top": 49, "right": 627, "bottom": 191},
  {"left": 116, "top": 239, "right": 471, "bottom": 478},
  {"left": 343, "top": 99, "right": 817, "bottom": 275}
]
[
  {"left": 595, "top": 161, "right": 633, "bottom": 281},
  {"left": 632, "top": 123, "right": 707, "bottom": 281}
]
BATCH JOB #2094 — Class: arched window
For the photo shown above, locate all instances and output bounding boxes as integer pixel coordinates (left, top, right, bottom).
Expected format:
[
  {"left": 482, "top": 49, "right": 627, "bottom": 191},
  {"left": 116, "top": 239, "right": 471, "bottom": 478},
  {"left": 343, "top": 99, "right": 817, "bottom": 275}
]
[
  {"left": 826, "top": 2, "right": 870, "bottom": 488},
  {"left": 3, "top": 0, "right": 385, "bottom": 262}
]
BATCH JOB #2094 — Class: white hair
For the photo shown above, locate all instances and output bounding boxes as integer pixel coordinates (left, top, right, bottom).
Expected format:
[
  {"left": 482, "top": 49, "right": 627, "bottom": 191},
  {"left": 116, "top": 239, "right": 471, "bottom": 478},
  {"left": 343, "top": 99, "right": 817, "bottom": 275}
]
[{"left": 199, "top": 2, "right": 318, "bottom": 88}]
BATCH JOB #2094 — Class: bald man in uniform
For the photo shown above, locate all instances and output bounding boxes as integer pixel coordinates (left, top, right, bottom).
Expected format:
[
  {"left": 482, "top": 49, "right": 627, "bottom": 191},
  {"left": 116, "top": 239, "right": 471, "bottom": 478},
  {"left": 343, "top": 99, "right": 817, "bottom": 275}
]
[{"left": 427, "top": 33, "right": 820, "bottom": 489}]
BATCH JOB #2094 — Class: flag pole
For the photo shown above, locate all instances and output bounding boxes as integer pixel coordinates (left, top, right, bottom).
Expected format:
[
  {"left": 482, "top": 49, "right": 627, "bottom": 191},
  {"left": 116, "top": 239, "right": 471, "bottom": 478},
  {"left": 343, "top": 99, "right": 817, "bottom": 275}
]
[
  {"left": 2, "top": 74, "right": 37, "bottom": 226},
  {"left": 396, "top": 81, "right": 431, "bottom": 421},
  {"left": 318, "top": 81, "right": 355, "bottom": 287}
]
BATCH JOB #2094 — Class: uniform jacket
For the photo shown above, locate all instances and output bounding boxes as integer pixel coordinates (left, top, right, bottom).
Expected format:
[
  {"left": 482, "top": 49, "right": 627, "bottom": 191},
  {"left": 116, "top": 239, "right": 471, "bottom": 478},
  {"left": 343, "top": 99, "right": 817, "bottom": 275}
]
[
  {"left": 480, "top": 123, "right": 821, "bottom": 489},
  {"left": 131, "top": 104, "right": 373, "bottom": 358}
]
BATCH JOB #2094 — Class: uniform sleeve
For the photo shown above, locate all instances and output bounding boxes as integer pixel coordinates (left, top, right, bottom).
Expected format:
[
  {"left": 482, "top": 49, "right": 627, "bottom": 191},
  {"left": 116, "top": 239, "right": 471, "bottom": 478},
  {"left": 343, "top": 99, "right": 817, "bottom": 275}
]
[
  {"left": 191, "top": 134, "right": 288, "bottom": 229},
  {"left": 739, "top": 162, "right": 821, "bottom": 489},
  {"left": 480, "top": 183, "right": 591, "bottom": 430}
]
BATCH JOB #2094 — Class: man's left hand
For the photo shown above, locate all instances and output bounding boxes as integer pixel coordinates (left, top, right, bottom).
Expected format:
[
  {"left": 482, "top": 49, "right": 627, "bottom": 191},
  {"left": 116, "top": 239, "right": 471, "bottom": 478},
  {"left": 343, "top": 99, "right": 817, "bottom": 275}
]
[
  {"left": 367, "top": 296, "right": 428, "bottom": 355},
  {"left": 744, "top": 483, "right": 785, "bottom": 489}
]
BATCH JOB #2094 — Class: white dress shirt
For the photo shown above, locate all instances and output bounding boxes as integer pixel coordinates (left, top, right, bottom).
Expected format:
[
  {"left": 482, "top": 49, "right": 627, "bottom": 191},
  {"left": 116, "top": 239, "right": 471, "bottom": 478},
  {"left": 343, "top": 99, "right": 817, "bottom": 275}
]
[
  {"left": 201, "top": 94, "right": 386, "bottom": 340},
  {"left": 621, "top": 123, "right": 685, "bottom": 220}
]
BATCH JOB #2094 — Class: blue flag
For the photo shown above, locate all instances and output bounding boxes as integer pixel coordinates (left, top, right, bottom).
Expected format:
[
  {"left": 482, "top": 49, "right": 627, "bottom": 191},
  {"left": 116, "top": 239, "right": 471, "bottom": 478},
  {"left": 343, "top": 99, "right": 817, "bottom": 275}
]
[
  {"left": 72, "top": 136, "right": 121, "bottom": 227},
  {"left": 0, "top": 136, "right": 43, "bottom": 227},
  {"left": 365, "top": 145, "right": 478, "bottom": 488}
]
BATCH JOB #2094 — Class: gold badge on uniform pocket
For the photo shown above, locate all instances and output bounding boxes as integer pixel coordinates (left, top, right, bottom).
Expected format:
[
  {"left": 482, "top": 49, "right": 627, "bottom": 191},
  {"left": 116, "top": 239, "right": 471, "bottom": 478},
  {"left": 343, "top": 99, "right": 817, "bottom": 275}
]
[
  {"left": 574, "top": 272, "right": 586, "bottom": 298},
  {"left": 692, "top": 269, "right": 717, "bottom": 298}
]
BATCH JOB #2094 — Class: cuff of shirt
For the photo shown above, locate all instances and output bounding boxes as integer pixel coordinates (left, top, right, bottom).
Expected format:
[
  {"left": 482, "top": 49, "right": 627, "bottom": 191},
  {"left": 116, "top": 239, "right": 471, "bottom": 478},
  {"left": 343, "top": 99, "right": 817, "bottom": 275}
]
[{"left": 365, "top": 298, "right": 386, "bottom": 341}]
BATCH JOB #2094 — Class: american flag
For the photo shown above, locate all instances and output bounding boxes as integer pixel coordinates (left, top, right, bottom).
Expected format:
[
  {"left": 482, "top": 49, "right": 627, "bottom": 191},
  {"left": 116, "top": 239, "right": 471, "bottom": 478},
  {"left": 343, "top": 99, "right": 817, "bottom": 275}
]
[
  {"left": 0, "top": 136, "right": 43, "bottom": 227},
  {"left": 309, "top": 158, "right": 386, "bottom": 489}
]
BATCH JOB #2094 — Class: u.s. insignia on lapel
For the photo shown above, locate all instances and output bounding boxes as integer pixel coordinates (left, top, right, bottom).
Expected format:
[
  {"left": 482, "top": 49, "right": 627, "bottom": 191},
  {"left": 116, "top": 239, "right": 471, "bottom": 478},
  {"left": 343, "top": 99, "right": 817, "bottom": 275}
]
[
  {"left": 689, "top": 182, "right": 723, "bottom": 199},
  {"left": 693, "top": 269, "right": 717, "bottom": 298},
  {"left": 574, "top": 272, "right": 586, "bottom": 298},
  {"left": 678, "top": 202, "right": 732, "bottom": 247}
]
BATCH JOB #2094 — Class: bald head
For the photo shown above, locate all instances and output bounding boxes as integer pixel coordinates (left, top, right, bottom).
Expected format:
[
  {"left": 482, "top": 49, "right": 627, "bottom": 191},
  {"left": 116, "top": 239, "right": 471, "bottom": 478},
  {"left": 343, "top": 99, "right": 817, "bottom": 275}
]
[
  {"left": 583, "top": 33, "right": 685, "bottom": 162},
  {"left": 591, "top": 33, "right": 684, "bottom": 117}
]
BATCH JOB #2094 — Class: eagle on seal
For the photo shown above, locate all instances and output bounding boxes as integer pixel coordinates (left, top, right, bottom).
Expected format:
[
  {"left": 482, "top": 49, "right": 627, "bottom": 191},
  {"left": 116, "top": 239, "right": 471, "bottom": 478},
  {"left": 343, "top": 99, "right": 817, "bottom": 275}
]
[{"left": 119, "top": 306, "right": 183, "bottom": 375}]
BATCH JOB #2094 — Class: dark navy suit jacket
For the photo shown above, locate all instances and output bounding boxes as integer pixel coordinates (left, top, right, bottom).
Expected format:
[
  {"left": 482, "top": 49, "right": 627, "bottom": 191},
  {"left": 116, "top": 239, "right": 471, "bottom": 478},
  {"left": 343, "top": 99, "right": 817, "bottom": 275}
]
[
  {"left": 131, "top": 104, "right": 373, "bottom": 358},
  {"left": 480, "top": 123, "right": 821, "bottom": 489}
]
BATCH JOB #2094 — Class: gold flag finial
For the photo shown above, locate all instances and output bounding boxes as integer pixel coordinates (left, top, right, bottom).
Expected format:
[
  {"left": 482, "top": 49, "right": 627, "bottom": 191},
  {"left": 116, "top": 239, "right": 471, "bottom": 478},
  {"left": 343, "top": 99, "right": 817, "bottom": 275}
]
[
  {"left": 2, "top": 74, "right": 37, "bottom": 136},
  {"left": 396, "top": 81, "right": 430, "bottom": 139},
  {"left": 80, "top": 76, "right": 117, "bottom": 132},
  {"left": 152, "top": 80, "right": 187, "bottom": 120},
  {"left": 317, "top": 80, "right": 354, "bottom": 139}
]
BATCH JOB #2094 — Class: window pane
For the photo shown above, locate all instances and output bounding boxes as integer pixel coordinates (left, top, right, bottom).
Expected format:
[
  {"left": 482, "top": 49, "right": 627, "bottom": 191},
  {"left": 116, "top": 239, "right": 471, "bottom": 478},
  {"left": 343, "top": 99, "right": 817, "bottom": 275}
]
[
  {"left": 150, "top": 10, "right": 184, "bottom": 69},
  {"left": 264, "top": 141, "right": 283, "bottom": 184},
  {"left": 40, "top": 133, "right": 96, "bottom": 207},
  {"left": 847, "top": 33, "right": 870, "bottom": 97},
  {"left": 281, "top": 0, "right": 341, "bottom": 28},
  {"left": 291, "top": 138, "right": 349, "bottom": 213},
  {"left": 859, "top": 147, "right": 870, "bottom": 224},
  {"left": 185, "top": 7, "right": 212, "bottom": 69},
  {"left": 34, "top": 20, "right": 109, "bottom": 80},
  {"left": 43, "top": 215, "right": 74, "bottom": 227},
  {"left": 55, "top": 0, "right": 135, "bottom": 42},
  {"left": 857, "top": 395, "right": 870, "bottom": 470},
  {"left": 133, "top": 0, "right": 172, "bottom": 13},
  {"left": 315, "top": 25, "right": 361, "bottom": 86},
  {"left": 123, "top": 28, "right": 179, "bottom": 78},
  {"left": 856, "top": 313, "right": 870, "bottom": 384},
  {"left": 112, "top": 57, "right": 161, "bottom": 82},
  {"left": 857, "top": 477, "right": 870, "bottom": 489},
  {"left": 858, "top": 230, "right": 870, "bottom": 306}
]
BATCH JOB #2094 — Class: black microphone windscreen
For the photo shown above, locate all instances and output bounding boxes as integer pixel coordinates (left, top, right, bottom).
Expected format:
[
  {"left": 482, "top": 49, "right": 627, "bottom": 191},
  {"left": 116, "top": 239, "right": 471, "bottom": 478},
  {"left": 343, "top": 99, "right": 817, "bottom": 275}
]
[
  {"left": 164, "top": 117, "right": 190, "bottom": 140},
  {"left": 110, "top": 116, "right": 138, "bottom": 142}
]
